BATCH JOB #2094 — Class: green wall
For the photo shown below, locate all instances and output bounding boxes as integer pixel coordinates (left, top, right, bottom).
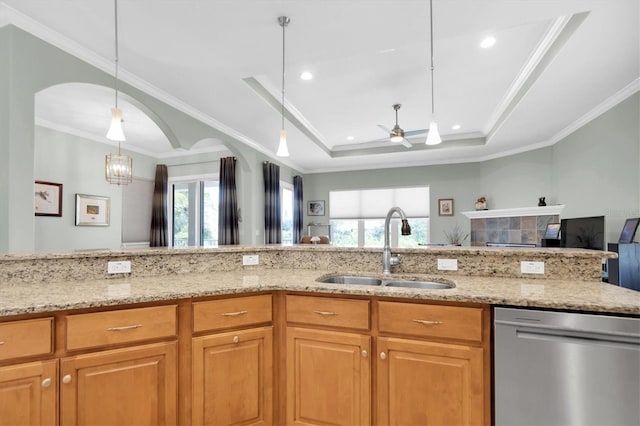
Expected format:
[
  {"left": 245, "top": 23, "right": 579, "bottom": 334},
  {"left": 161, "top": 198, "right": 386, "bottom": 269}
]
[{"left": 305, "top": 93, "right": 640, "bottom": 246}]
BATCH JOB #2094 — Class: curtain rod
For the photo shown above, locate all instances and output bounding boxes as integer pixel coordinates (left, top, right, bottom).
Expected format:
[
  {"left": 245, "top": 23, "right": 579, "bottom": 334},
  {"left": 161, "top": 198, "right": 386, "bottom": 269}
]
[{"left": 166, "top": 157, "right": 235, "bottom": 167}]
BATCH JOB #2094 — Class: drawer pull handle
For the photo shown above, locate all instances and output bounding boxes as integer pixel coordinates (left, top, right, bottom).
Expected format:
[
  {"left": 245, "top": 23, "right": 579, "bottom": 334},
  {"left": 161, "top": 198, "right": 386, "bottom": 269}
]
[
  {"left": 62, "top": 374, "right": 72, "bottom": 384},
  {"left": 233, "top": 336, "right": 240, "bottom": 344},
  {"left": 42, "top": 378, "right": 52, "bottom": 388},
  {"left": 412, "top": 319, "right": 443, "bottom": 326},
  {"left": 313, "top": 310, "right": 337, "bottom": 316},
  {"left": 107, "top": 324, "right": 143, "bottom": 331},
  {"left": 222, "top": 310, "right": 249, "bottom": 317}
]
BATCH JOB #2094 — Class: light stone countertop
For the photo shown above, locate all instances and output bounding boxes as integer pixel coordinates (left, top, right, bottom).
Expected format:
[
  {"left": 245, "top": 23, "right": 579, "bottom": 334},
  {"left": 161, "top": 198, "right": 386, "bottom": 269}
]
[{"left": 1, "top": 269, "right": 638, "bottom": 317}]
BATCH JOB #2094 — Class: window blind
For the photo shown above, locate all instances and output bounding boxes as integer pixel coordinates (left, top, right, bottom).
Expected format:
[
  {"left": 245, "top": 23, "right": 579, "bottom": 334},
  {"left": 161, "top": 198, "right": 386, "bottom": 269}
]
[{"left": 329, "top": 187, "right": 429, "bottom": 219}]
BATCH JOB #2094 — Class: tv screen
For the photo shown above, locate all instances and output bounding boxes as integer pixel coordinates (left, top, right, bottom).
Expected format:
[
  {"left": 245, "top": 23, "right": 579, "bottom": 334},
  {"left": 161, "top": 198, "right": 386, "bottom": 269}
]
[
  {"left": 618, "top": 218, "right": 640, "bottom": 244},
  {"left": 560, "top": 216, "right": 605, "bottom": 250}
]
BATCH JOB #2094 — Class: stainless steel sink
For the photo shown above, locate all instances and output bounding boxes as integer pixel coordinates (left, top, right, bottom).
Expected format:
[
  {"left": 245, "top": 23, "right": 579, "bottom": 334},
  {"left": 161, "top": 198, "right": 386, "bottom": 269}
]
[
  {"left": 383, "top": 280, "right": 453, "bottom": 289},
  {"left": 318, "top": 275, "right": 383, "bottom": 286},
  {"left": 318, "top": 275, "right": 453, "bottom": 289}
]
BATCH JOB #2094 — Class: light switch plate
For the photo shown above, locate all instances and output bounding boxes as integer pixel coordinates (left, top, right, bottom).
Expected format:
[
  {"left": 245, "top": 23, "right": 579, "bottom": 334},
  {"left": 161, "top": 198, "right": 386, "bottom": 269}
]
[
  {"left": 437, "top": 258, "right": 458, "bottom": 271},
  {"left": 107, "top": 261, "right": 131, "bottom": 274},
  {"left": 521, "top": 261, "right": 545, "bottom": 274},
  {"left": 243, "top": 255, "right": 259, "bottom": 266}
]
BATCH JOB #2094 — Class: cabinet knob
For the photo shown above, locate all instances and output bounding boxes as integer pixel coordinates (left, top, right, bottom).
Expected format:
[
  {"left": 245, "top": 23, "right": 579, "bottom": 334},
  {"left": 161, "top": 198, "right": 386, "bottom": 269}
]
[
  {"left": 62, "top": 374, "right": 72, "bottom": 384},
  {"left": 380, "top": 352, "right": 386, "bottom": 360},
  {"left": 233, "top": 336, "right": 239, "bottom": 344},
  {"left": 41, "top": 378, "right": 52, "bottom": 388},
  {"left": 361, "top": 350, "right": 368, "bottom": 358}
]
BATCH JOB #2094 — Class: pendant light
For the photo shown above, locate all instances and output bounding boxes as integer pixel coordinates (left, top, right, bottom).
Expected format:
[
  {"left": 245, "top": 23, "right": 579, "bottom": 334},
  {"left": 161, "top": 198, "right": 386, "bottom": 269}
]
[
  {"left": 426, "top": 0, "right": 442, "bottom": 145},
  {"left": 276, "top": 16, "right": 290, "bottom": 157},
  {"left": 105, "top": 0, "right": 133, "bottom": 185}
]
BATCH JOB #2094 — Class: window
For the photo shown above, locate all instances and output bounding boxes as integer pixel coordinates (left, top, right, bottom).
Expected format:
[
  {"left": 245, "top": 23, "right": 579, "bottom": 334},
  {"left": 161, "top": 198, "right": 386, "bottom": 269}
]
[
  {"left": 329, "top": 187, "right": 430, "bottom": 248},
  {"left": 281, "top": 182, "right": 293, "bottom": 244},
  {"left": 169, "top": 176, "right": 218, "bottom": 247}
]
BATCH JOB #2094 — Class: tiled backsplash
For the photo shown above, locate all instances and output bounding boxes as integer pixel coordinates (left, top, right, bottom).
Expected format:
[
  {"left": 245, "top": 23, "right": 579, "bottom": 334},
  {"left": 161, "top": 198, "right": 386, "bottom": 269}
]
[{"left": 471, "top": 215, "right": 559, "bottom": 246}]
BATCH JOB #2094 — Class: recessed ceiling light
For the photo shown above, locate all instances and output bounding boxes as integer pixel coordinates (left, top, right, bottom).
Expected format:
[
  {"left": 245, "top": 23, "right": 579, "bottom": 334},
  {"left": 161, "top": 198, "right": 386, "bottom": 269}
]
[
  {"left": 480, "top": 36, "right": 496, "bottom": 49},
  {"left": 346, "top": 136, "right": 355, "bottom": 141},
  {"left": 452, "top": 124, "right": 461, "bottom": 130},
  {"left": 300, "top": 71, "right": 313, "bottom": 80}
]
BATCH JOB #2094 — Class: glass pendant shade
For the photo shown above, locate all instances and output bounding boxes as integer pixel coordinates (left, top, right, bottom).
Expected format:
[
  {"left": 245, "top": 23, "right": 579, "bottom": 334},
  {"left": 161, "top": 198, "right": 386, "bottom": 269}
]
[
  {"left": 105, "top": 151, "right": 133, "bottom": 185},
  {"left": 426, "top": 121, "right": 442, "bottom": 145},
  {"left": 277, "top": 129, "right": 289, "bottom": 157},
  {"left": 106, "top": 107, "right": 126, "bottom": 141},
  {"left": 390, "top": 126, "right": 404, "bottom": 143}
]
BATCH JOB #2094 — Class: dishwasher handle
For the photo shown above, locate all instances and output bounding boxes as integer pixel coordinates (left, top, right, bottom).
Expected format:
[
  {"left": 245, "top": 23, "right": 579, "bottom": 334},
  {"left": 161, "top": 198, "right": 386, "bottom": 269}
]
[{"left": 515, "top": 329, "right": 640, "bottom": 351}]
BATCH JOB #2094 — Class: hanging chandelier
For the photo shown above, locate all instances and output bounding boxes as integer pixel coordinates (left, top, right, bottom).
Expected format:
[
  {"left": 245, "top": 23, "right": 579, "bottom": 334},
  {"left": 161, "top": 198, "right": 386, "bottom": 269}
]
[{"left": 105, "top": 0, "right": 132, "bottom": 184}]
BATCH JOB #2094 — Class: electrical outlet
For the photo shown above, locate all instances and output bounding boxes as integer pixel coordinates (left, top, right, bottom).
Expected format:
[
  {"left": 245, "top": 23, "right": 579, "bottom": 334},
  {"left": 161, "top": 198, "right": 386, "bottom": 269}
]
[
  {"left": 521, "top": 261, "right": 545, "bottom": 274},
  {"left": 437, "top": 258, "right": 458, "bottom": 271},
  {"left": 107, "top": 260, "right": 131, "bottom": 274},
  {"left": 243, "top": 255, "right": 259, "bottom": 266}
]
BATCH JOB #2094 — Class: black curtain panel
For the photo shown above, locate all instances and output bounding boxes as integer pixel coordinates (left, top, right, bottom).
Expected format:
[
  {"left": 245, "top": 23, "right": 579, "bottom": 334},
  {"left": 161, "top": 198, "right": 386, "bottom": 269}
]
[
  {"left": 293, "top": 175, "right": 304, "bottom": 244},
  {"left": 218, "top": 157, "right": 240, "bottom": 245},
  {"left": 263, "top": 162, "right": 281, "bottom": 244},
  {"left": 149, "top": 164, "right": 168, "bottom": 247}
]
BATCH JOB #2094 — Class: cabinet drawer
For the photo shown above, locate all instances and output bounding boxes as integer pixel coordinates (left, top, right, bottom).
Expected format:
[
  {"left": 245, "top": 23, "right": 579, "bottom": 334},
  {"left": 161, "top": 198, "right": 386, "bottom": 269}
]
[
  {"left": 286, "top": 295, "right": 370, "bottom": 331},
  {"left": 378, "top": 301, "right": 484, "bottom": 343},
  {"left": 193, "top": 295, "right": 272, "bottom": 333},
  {"left": 66, "top": 305, "right": 177, "bottom": 350},
  {"left": 0, "top": 318, "right": 53, "bottom": 361}
]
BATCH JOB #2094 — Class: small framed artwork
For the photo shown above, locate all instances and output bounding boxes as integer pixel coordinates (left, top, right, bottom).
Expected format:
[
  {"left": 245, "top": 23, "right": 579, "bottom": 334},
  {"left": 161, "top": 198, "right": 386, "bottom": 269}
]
[
  {"left": 75, "top": 194, "right": 110, "bottom": 226},
  {"left": 34, "top": 181, "right": 63, "bottom": 217},
  {"left": 438, "top": 198, "right": 454, "bottom": 216},
  {"left": 308, "top": 200, "right": 325, "bottom": 216}
]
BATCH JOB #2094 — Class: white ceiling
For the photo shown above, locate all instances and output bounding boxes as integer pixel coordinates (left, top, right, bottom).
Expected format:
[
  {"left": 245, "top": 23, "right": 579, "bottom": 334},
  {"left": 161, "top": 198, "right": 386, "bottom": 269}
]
[{"left": 2, "top": 0, "right": 639, "bottom": 173}]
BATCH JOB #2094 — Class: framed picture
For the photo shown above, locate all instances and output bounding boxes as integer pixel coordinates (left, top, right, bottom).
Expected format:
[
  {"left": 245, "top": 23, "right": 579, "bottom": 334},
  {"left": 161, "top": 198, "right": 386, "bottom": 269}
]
[
  {"left": 438, "top": 198, "right": 454, "bottom": 216},
  {"left": 75, "top": 194, "right": 110, "bottom": 226},
  {"left": 308, "top": 200, "right": 325, "bottom": 216},
  {"left": 34, "top": 181, "right": 63, "bottom": 217}
]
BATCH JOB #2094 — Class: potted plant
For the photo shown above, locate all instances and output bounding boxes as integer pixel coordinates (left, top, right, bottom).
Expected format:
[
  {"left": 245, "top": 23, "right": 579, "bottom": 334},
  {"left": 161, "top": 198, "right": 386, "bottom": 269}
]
[
  {"left": 443, "top": 224, "right": 469, "bottom": 246},
  {"left": 475, "top": 196, "right": 487, "bottom": 210}
]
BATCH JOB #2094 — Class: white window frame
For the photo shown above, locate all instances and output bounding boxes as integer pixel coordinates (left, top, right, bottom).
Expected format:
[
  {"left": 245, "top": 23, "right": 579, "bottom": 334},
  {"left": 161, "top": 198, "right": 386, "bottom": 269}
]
[{"left": 168, "top": 173, "right": 218, "bottom": 247}]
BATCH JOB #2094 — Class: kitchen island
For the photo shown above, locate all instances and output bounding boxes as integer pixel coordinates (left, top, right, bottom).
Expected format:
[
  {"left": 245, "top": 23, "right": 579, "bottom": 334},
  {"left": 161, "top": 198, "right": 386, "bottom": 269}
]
[{"left": 0, "top": 246, "right": 637, "bottom": 425}]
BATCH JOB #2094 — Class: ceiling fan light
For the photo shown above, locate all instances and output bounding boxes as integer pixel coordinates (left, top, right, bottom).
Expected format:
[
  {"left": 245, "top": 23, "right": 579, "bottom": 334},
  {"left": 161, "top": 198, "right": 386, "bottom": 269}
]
[
  {"left": 277, "top": 129, "right": 289, "bottom": 157},
  {"left": 106, "top": 107, "right": 126, "bottom": 141},
  {"left": 425, "top": 121, "right": 442, "bottom": 145},
  {"left": 390, "top": 133, "right": 404, "bottom": 143}
]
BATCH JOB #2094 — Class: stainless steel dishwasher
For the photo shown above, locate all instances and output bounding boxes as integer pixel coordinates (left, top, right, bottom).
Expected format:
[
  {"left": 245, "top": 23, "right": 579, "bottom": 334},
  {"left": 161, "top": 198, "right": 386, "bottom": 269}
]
[{"left": 494, "top": 307, "right": 640, "bottom": 426}]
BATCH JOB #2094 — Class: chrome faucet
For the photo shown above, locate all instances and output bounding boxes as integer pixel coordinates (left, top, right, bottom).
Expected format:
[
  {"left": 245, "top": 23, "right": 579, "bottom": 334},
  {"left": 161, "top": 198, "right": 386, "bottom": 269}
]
[{"left": 382, "top": 207, "right": 411, "bottom": 274}]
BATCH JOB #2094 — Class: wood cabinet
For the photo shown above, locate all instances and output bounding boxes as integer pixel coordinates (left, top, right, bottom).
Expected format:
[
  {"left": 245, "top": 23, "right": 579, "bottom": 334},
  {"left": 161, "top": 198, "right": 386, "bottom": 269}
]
[
  {"left": 60, "top": 341, "right": 177, "bottom": 425},
  {"left": 192, "top": 327, "right": 273, "bottom": 425},
  {"left": 192, "top": 294, "right": 273, "bottom": 426},
  {"left": 0, "top": 360, "right": 57, "bottom": 426},
  {"left": 376, "top": 301, "right": 490, "bottom": 426},
  {"left": 285, "top": 295, "right": 371, "bottom": 426}
]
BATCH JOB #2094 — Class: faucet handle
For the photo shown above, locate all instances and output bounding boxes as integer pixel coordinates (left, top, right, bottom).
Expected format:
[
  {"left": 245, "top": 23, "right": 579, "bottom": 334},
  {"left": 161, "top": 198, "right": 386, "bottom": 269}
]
[{"left": 390, "top": 254, "right": 402, "bottom": 266}]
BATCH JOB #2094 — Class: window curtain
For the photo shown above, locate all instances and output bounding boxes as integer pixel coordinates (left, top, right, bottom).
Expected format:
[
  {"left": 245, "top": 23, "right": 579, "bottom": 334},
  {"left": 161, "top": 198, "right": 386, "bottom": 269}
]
[
  {"left": 149, "top": 164, "right": 168, "bottom": 247},
  {"left": 293, "top": 175, "right": 304, "bottom": 243},
  {"left": 218, "top": 157, "right": 240, "bottom": 245},
  {"left": 263, "top": 162, "right": 281, "bottom": 244}
]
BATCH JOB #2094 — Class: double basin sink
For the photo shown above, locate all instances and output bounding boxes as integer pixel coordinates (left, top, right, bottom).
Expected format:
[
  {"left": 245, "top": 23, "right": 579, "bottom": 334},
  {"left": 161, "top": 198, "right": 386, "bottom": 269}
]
[{"left": 318, "top": 275, "right": 453, "bottom": 290}]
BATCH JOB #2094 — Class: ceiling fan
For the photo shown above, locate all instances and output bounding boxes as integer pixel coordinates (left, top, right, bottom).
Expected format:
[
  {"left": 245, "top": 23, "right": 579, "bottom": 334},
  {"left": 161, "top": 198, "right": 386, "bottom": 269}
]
[{"left": 377, "top": 104, "right": 426, "bottom": 148}]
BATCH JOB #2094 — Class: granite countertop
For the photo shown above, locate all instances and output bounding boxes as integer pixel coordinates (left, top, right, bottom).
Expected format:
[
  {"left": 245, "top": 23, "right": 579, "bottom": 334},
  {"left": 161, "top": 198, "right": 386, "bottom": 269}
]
[{"left": 1, "top": 269, "right": 638, "bottom": 317}]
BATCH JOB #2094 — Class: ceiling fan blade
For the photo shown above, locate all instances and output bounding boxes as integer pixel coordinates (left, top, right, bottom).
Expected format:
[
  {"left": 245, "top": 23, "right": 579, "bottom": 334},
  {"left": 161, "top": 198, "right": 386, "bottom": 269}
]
[
  {"left": 404, "top": 128, "right": 428, "bottom": 137},
  {"left": 377, "top": 124, "right": 393, "bottom": 134},
  {"left": 400, "top": 138, "right": 412, "bottom": 148}
]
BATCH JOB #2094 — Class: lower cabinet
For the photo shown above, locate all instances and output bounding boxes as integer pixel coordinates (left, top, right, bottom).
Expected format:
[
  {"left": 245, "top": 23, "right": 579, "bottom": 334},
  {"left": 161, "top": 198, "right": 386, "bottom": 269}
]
[
  {"left": 60, "top": 341, "right": 177, "bottom": 425},
  {"left": 192, "top": 327, "right": 273, "bottom": 426},
  {"left": 0, "top": 360, "right": 57, "bottom": 426},
  {"left": 286, "top": 327, "right": 371, "bottom": 426},
  {"left": 377, "top": 337, "right": 484, "bottom": 425}
]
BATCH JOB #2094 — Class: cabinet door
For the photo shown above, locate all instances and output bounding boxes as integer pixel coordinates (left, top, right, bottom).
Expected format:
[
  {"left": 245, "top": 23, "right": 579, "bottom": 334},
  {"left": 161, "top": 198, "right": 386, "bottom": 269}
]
[
  {"left": 60, "top": 341, "right": 177, "bottom": 426},
  {"left": 287, "top": 327, "right": 371, "bottom": 426},
  {"left": 192, "top": 327, "right": 273, "bottom": 426},
  {"left": 377, "top": 337, "right": 484, "bottom": 426},
  {"left": 0, "top": 360, "right": 57, "bottom": 426}
]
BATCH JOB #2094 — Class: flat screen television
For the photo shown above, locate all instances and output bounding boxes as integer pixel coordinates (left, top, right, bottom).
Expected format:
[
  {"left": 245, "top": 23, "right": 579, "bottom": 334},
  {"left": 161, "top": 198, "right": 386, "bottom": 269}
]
[
  {"left": 560, "top": 216, "right": 605, "bottom": 250},
  {"left": 618, "top": 218, "right": 640, "bottom": 244}
]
